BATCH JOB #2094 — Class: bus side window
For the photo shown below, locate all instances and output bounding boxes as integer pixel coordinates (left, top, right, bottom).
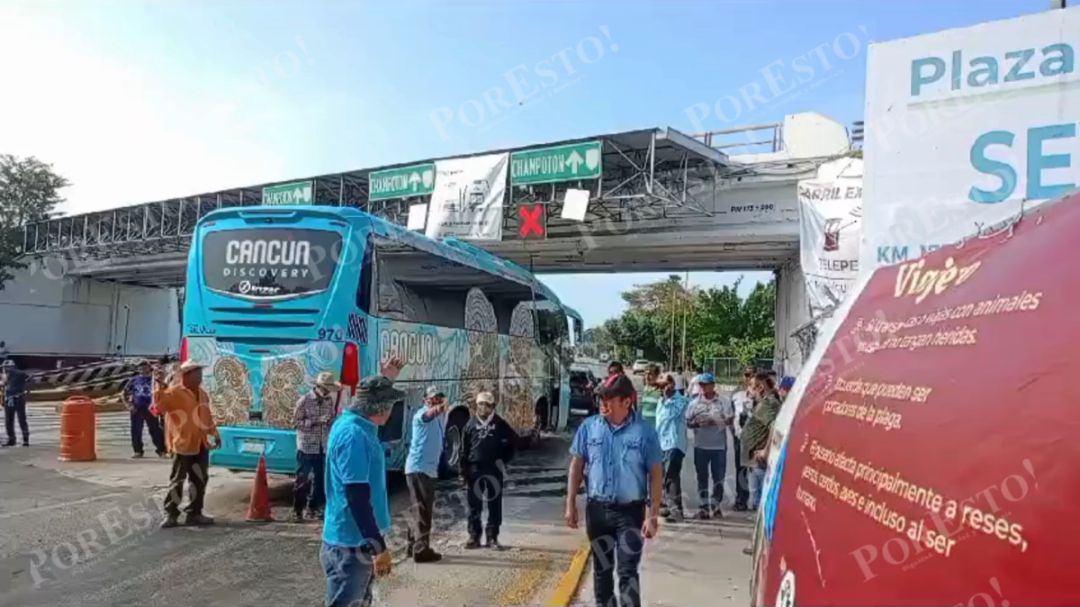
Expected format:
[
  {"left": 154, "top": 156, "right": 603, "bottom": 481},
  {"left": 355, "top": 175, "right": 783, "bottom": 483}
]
[{"left": 356, "top": 234, "right": 375, "bottom": 313}]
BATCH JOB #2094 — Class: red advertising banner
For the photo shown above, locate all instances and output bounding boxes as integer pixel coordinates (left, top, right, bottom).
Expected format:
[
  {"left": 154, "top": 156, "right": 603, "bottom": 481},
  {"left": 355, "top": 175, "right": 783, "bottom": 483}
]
[{"left": 757, "top": 192, "right": 1080, "bottom": 606}]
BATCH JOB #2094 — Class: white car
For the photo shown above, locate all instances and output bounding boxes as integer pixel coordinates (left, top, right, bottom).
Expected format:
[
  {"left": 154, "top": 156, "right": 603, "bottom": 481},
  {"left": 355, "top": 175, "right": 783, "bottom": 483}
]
[{"left": 631, "top": 360, "right": 651, "bottom": 375}]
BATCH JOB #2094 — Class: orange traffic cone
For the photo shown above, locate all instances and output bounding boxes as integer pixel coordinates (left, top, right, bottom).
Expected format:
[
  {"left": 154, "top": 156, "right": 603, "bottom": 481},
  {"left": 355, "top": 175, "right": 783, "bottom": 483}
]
[{"left": 246, "top": 455, "right": 274, "bottom": 523}]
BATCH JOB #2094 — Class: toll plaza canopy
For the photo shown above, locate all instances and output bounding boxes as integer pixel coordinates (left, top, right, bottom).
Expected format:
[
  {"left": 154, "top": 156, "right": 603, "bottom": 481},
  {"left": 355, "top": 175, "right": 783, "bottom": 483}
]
[
  {"left": 20, "top": 125, "right": 808, "bottom": 288},
  {"left": 753, "top": 190, "right": 1080, "bottom": 606}
]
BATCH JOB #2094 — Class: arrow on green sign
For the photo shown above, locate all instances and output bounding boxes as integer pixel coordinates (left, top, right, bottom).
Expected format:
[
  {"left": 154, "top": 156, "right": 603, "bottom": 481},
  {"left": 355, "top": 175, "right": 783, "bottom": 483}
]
[
  {"left": 263, "top": 181, "right": 314, "bottom": 206},
  {"left": 369, "top": 163, "right": 436, "bottom": 201},
  {"left": 510, "top": 141, "right": 602, "bottom": 186}
]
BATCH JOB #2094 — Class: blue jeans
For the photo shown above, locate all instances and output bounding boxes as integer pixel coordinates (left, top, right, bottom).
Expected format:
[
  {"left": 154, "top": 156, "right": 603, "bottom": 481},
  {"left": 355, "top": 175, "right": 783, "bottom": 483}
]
[
  {"left": 693, "top": 447, "right": 726, "bottom": 512},
  {"left": 320, "top": 543, "right": 374, "bottom": 607},
  {"left": 586, "top": 499, "right": 646, "bottom": 607},
  {"left": 748, "top": 465, "right": 767, "bottom": 510},
  {"left": 295, "top": 451, "right": 326, "bottom": 515}
]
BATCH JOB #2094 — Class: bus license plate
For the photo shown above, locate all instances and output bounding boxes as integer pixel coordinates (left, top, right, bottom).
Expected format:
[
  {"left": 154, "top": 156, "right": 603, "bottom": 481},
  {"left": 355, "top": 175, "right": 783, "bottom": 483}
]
[{"left": 240, "top": 439, "right": 265, "bottom": 455}]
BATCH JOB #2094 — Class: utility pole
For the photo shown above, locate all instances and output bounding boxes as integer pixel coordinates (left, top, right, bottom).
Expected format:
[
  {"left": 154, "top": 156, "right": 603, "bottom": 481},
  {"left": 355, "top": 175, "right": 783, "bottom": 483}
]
[
  {"left": 669, "top": 280, "right": 677, "bottom": 369},
  {"left": 680, "top": 271, "right": 690, "bottom": 370}
]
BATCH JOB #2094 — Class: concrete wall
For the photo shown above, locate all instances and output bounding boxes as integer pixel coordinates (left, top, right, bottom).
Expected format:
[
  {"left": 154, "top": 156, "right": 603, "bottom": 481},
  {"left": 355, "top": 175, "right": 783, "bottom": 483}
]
[
  {"left": 0, "top": 263, "right": 180, "bottom": 358},
  {"left": 773, "top": 258, "right": 811, "bottom": 377}
]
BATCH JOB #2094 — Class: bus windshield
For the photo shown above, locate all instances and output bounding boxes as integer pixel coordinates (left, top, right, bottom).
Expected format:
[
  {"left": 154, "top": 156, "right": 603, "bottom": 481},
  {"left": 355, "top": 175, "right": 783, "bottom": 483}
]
[{"left": 201, "top": 228, "right": 342, "bottom": 298}]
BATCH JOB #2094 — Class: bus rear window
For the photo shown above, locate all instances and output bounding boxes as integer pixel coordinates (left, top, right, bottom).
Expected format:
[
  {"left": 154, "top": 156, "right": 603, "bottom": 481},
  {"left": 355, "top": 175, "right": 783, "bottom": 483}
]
[{"left": 202, "top": 228, "right": 343, "bottom": 298}]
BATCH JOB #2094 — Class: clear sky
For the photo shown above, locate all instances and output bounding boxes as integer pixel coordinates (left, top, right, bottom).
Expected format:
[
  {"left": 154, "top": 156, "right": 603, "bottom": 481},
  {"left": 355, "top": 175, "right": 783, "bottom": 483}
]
[{"left": 0, "top": 0, "right": 1050, "bottom": 327}]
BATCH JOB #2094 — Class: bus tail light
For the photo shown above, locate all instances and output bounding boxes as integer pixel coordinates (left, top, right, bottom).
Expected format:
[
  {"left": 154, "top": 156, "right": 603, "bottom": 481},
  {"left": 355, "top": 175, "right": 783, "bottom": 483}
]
[
  {"left": 341, "top": 341, "right": 360, "bottom": 395},
  {"left": 180, "top": 337, "right": 189, "bottom": 362}
]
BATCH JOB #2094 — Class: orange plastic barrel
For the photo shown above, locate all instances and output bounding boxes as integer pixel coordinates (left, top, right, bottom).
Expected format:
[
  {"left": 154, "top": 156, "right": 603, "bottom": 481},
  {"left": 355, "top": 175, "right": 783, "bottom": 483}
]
[{"left": 59, "top": 396, "right": 97, "bottom": 462}]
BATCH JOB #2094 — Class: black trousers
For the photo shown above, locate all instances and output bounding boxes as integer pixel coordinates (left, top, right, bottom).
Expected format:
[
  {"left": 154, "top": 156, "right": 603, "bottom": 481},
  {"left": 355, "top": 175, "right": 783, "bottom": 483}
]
[
  {"left": 4, "top": 396, "right": 28, "bottom": 444},
  {"left": 732, "top": 436, "right": 750, "bottom": 508},
  {"left": 406, "top": 472, "right": 436, "bottom": 552},
  {"left": 661, "top": 449, "right": 684, "bottom": 513},
  {"left": 164, "top": 447, "right": 209, "bottom": 518},
  {"left": 586, "top": 499, "right": 646, "bottom": 607},
  {"left": 465, "top": 468, "right": 504, "bottom": 540},
  {"left": 130, "top": 408, "right": 165, "bottom": 455},
  {"left": 294, "top": 451, "right": 326, "bottom": 515}
]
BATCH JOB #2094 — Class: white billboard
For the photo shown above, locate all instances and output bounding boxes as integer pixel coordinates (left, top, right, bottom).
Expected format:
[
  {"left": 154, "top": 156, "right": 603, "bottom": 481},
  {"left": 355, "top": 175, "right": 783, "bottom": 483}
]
[
  {"left": 426, "top": 153, "right": 509, "bottom": 241},
  {"left": 861, "top": 6, "right": 1080, "bottom": 271},
  {"left": 798, "top": 158, "right": 862, "bottom": 316}
]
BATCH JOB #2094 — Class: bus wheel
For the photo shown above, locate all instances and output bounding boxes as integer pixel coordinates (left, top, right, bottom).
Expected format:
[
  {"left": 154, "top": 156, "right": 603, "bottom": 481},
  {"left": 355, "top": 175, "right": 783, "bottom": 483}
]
[{"left": 439, "top": 408, "right": 471, "bottom": 479}]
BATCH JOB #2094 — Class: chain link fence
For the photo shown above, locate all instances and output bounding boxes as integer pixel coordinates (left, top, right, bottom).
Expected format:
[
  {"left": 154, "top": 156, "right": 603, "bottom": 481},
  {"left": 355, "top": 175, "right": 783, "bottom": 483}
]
[{"left": 700, "top": 357, "right": 775, "bottom": 386}]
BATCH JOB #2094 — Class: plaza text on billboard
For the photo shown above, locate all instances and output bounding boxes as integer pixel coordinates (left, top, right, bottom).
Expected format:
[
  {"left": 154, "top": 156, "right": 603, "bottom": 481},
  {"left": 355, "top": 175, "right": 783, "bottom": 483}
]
[{"left": 910, "top": 43, "right": 1074, "bottom": 98}]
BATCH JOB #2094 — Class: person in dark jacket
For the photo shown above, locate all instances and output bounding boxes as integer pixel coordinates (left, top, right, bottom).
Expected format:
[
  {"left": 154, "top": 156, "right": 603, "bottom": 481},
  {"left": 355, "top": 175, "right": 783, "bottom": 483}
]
[
  {"left": 2, "top": 360, "right": 29, "bottom": 447},
  {"left": 461, "top": 391, "right": 518, "bottom": 550}
]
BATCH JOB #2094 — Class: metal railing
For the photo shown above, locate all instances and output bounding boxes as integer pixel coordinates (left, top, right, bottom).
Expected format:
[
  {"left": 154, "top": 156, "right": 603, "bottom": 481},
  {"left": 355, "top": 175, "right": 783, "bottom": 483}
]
[{"left": 691, "top": 122, "right": 783, "bottom": 154}]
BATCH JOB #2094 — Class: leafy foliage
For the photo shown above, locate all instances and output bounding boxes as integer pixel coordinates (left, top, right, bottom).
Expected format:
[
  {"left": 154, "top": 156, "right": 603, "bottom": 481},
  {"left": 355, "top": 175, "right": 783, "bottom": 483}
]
[
  {"left": 593, "top": 275, "right": 775, "bottom": 366},
  {"left": 0, "top": 154, "right": 69, "bottom": 289}
]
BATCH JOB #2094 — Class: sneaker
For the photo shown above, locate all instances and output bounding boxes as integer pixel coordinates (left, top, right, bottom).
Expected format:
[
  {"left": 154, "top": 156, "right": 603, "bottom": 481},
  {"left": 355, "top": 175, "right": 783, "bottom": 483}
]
[
  {"left": 692, "top": 510, "right": 711, "bottom": 520},
  {"left": 464, "top": 537, "right": 481, "bottom": 550},
  {"left": 485, "top": 537, "right": 504, "bottom": 551},
  {"left": 413, "top": 548, "right": 442, "bottom": 563},
  {"left": 733, "top": 503, "right": 748, "bottom": 512},
  {"left": 156, "top": 451, "right": 169, "bottom": 459},
  {"left": 306, "top": 509, "right": 323, "bottom": 520},
  {"left": 290, "top": 512, "right": 305, "bottom": 523},
  {"left": 160, "top": 516, "right": 180, "bottom": 529},
  {"left": 742, "top": 546, "right": 754, "bottom": 556},
  {"left": 711, "top": 508, "right": 724, "bottom": 519},
  {"left": 659, "top": 507, "right": 671, "bottom": 518},
  {"left": 184, "top": 513, "right": 215, "bottom": 526},
  {"left": 1, "top": 441, "right": 14, "bottom": 448},
  {"left": 132, "top": 452, "right": 145, "bottom": 459},
  {"left": 21, "top": 441, "right": 29, "bottom": 447}
]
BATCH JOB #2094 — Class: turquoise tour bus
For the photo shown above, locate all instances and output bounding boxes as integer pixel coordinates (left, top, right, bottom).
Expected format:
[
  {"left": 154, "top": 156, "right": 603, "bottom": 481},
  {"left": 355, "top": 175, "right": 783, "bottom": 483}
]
[{"left": 181, "top": 204, "right": 579, "bottom": 475}]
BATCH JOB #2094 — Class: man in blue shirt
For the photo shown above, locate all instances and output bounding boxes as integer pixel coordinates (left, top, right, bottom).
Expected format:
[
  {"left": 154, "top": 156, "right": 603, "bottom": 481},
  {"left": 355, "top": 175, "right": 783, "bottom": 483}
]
[
  {"left": 2, "top": 360, "right": 29, "bottom": 448},
  {"left": 321, "top": 358, "right": 404, "bottom": 607},
  {"left": 654, "top": 373, "right": 689, "bottom": 523},
  {"left": 404, "top": 385, "right": 447, "bottom": 563},
  {"left": 566, "top": 373, "right": 662, "bottom": 607},
  {"left": 125, "top": 361, "right": 166, "bottom": 458}
]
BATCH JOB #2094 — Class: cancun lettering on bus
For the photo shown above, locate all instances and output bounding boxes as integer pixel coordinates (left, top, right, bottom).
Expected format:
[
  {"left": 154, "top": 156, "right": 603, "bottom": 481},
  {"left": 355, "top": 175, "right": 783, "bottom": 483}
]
[
  {"left": 379, "top": 329, "right": 437, "bottom": 366},
  {"left": 226, "top": 240, "right": 312, "bottom": 266}
]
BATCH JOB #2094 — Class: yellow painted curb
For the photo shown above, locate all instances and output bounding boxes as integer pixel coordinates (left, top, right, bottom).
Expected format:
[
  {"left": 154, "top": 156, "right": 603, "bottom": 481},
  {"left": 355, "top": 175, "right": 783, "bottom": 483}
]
[{"left": 543, "top": 541, "right": 591, "bottom": 607}]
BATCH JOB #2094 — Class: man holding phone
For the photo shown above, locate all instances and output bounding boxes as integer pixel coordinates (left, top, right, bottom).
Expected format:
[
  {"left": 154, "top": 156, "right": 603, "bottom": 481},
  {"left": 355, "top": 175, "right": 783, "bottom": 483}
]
[
  {"left": 291, "top": 371, "right": 341, "bottom": 522},
  {"left": 404, "top": 386, "right": 448, "bottom": 563}
]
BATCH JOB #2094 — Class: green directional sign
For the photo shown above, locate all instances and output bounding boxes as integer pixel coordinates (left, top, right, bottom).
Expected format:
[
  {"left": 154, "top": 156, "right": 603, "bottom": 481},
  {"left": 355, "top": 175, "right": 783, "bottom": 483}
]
[
  {"left": 263, "top": 181, "right": 314, "bottom": 206},
  {"left": 510, "top": 141, "right": 602, "bottom": 186},
  {"left": 368, "top": 163, "right": 436, "bottom": 201}
]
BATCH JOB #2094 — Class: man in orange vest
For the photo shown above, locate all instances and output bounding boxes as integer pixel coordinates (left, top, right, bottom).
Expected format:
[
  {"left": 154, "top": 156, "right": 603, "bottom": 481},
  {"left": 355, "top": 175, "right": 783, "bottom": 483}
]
[{"left": 154, "top": 359, "right": 221, "bottom": 528}]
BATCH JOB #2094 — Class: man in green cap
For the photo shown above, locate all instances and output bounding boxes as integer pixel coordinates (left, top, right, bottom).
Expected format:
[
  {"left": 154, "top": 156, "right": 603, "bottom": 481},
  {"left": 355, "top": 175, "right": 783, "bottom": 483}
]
[{"left": 321, "top": 357, "right": 405, "bottom": 607}]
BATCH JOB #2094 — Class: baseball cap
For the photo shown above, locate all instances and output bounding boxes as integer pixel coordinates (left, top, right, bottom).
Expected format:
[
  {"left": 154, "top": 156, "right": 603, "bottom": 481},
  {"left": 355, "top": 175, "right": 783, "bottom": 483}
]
[
  {"left": 780, "top": 376, "right": 796, "bottom": 389},
  {"left": 599, "top": 373, "right": 636, "bottom": 400},
  {"left": 476, "top": 391, "right": 495, "bottom": 405},
  {"left": 356, "top": 375, "right": 405, "bottom": 408},
  {"left": 697, "top": 372, "right": 715, "bottom": 384},
  {"left": 426, "top": 386, "right": 446, "bottom": 399}
]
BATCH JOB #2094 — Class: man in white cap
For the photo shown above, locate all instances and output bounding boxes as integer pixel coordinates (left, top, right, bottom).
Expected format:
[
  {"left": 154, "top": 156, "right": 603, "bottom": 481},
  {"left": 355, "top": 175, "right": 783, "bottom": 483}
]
[
  {"left": 153, "top": 359, "right": 221, "bottom": 528},
  {"left": 291, "top": 371, "right": 341, "bottom": 522},
  {"left": 461, "top": 390, "right": 517, "bottom": 550},
  {"left": 404, "top": 385, "right": 448, "bottom": 563}
]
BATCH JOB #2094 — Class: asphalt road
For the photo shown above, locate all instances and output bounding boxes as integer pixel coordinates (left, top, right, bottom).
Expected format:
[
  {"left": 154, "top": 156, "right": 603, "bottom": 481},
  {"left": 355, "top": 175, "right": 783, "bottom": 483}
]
[{"left": 0, "top": 424, "right": 578, "bottom": 607}]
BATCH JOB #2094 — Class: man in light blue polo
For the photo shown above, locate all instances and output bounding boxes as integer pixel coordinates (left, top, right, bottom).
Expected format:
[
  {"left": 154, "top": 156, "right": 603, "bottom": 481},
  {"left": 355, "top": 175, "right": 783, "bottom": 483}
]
[
  {"left": 321, "top": 358, "right": 404, "bottom": 607},
  {"left": 404, "top": 385, "right": 447, "bottom": 563},
  {"left": 654, "top": 372, "right": 690, "bottom": 523},
  {"left": 565, "top": 373, "right": 662, "bottom": 607}
]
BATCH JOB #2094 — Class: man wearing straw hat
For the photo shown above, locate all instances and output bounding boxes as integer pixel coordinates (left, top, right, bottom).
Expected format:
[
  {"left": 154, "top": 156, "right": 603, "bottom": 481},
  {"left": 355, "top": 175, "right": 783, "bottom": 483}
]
[
  {"left": 153, "top": 359, "right": 221, "bottom": 528},
  {"left": 322, "top": 357, "right": 405, "bottom": 607},
  {"left": 291, "top": 371, "right": 342, "bottom": 522}
]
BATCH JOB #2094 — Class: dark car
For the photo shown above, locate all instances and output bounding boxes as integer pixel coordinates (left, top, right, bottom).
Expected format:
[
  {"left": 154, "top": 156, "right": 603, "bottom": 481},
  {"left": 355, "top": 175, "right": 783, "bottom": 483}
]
[{"left": 569, "top": 370, "right": 599, "bottom": 418}]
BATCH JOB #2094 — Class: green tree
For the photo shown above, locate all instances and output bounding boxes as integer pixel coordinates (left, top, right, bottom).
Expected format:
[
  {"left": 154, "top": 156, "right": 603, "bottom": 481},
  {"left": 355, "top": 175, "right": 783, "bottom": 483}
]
[{"left": 0, "top": 155, "right": 69, "bottom": 289}]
